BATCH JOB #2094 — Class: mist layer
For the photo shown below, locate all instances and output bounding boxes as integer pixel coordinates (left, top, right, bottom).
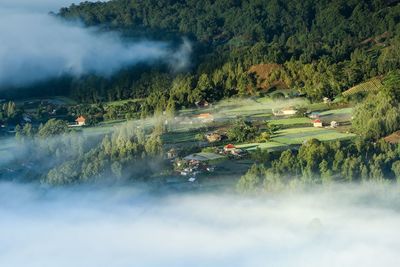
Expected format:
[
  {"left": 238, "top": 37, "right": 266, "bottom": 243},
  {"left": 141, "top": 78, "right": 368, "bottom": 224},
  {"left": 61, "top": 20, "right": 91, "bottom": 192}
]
[
  {"left": 0, "top": 182, "right": 399, "bottom": 267},
  {"left": 0, "top": 0, "right": 189, "bottom": 88}
]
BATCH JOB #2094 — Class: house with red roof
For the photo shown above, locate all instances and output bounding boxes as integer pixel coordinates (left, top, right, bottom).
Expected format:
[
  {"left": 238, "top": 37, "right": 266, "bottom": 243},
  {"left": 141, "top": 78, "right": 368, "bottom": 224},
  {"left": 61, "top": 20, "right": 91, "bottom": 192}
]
[
  {"left": 224, "top": 144, "right": 236, "bottom": 152},
  {"left": 75, "top": 116, "right": 86, "bottom": 126},
  {"left": 313, "top": 119, "right": 323, "bottom": 128}
]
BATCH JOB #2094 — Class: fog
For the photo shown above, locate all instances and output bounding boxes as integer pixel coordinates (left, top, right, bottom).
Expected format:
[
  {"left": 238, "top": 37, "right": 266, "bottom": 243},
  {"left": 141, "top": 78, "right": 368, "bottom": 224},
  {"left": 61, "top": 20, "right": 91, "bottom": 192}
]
[
  {"left": 0, "top": 0, "right": 106, "bottom": 12},
  {"left": 0, "top": 0, "right": 190, "bottom": 88},
  {"left": 0, "top": 181, "right": 399, "bottom": 267}
]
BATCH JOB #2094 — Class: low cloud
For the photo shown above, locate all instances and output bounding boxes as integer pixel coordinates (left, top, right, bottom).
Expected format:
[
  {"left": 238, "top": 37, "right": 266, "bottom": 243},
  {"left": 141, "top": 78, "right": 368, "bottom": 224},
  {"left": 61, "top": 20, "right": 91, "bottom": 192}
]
[
  {"left": 1, "top": 0, "right": 107, "bottom": 13},
  {"left": 0, "top": 182, "right": 400, "bottom": 267},
  {"left": 0, "top": 1, "right": 190, "bottom": 88}
]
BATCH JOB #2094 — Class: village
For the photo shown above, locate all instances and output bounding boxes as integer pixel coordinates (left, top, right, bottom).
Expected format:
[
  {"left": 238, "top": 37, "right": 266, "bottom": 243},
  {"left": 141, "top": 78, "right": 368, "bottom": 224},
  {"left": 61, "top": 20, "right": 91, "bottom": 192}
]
[
  {"left": 0, "top": 93, "right": 356, "bottom": 186},
  {"left": 156, "top": 96, "right": 355, "bottom": 186}
]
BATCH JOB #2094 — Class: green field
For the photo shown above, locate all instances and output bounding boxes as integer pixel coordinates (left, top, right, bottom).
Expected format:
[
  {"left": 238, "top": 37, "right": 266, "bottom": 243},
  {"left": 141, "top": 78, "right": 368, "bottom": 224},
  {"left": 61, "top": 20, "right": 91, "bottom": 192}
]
[
  {"left": 15, "top": 96, "right": 77, "bottom": 106},
  {"left": 272, "top": 127, "right": 356, "bottom": 144},
  {"left": 104, "top": 98, "right": 144, "bottom": 107},
  {"left": 320, "top": 107, "right": 353, "bottom": 116},
  {"left": 162, "top": 130, "right": 200, "bottom": 143},
  {"left": 236, "top": 142, "right": 288, "bottom": 151},
  {"left": 269, "top": 117, "right": 312, "bottom": 125},
  {"left": 319, "top": 107, "right": 353, "bottom": 122}
]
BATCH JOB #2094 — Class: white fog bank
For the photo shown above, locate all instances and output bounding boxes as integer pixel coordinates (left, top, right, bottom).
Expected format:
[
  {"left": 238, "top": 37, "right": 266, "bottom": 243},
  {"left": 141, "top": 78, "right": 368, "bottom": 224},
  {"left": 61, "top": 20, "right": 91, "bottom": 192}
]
[
  {"left": 0, "top": 0, "right": 190, "bottom": 88},
  {"left": 0, "top": 182, "right": 400, "bottom": 267}
]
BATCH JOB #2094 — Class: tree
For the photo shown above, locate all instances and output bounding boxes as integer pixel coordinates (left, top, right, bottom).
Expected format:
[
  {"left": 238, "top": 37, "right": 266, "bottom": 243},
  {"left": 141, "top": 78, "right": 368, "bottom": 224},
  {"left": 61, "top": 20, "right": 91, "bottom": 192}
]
[
  {"left": 236, "top": 164, "right": 264, "bottom": 194},
  {"left": 392, "top": 161, "right": 400, "bottom": 182},
  {"left": 352, "top": 73, "right": 400, "bottom": 139},
  {"left": 38, "top": 119, "right": 69, "bottom": 138},
  {"left": 227, "top": 119, "right": 258, "bottom": 143}
]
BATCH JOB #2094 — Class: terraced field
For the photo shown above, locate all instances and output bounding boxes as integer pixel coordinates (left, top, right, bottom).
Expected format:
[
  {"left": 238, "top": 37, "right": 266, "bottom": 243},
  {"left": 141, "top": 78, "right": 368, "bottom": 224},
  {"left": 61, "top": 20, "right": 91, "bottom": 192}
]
[
  {"left": 272, "top": 127, "right": 356, "bottom": 145},
  {"left": 269, "top": 117, "right": 312, "bottom": 125}
]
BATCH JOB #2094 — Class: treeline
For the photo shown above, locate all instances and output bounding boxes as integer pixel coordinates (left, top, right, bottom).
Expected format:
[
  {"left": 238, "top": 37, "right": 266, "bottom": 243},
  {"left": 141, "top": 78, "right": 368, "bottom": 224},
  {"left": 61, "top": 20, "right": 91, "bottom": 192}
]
[
  {"left": 3, "top": 0, "right": 400, "bottom": 110},
  {"left": 237, "top": 72, "right": 400, "bottom": 193},
  {"left": 15, "top": 118, "right": 165, "bottom": 185},
  {"left": 238, "top": 138, "right": 400, "bottom": 193},
  {"left": 54, "top": 0, "right": 400, "bottom": 105},
  {"left": 0, "top": 101, "right": 21, "bottom": 124}
]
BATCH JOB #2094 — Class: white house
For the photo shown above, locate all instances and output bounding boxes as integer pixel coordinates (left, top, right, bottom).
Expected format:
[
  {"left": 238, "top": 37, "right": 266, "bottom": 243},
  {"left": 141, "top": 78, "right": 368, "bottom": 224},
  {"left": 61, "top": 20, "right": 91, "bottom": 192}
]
[
  {"left": 313, "top": 119, "right": 323, "bottom": 128},
  {"left": 330, "top": 121, "right": 339, "bottom": 128},
  {"left": 273, "top": 107, "right": 297, "bottom": 116}
]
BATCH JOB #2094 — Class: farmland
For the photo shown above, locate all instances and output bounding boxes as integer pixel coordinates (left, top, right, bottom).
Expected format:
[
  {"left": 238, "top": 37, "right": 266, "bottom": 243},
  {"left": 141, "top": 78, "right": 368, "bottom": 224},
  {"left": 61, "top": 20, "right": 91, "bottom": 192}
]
[{"left": 272, "top": 127, "right": 356, "bottom": 145}]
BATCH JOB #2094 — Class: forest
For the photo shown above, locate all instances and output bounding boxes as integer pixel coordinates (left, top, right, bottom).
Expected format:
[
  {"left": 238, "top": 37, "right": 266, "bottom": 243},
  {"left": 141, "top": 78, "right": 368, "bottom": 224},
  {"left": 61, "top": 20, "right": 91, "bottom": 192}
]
[{"left": 2, "top": 0, "right": 400, "bottom": 111}]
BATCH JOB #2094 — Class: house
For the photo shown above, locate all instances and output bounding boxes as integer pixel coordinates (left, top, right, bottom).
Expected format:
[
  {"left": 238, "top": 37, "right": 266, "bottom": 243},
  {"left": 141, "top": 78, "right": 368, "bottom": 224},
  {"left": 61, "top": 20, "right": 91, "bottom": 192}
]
[
  {"left": 313, "top": 119, "right": 323, "bottom": 128},
  {"left": 195, "top": 100, "right": 210, "bottom": 108},
  {"left": 75, "top": 116, "right": 86, "bottom": 126},
  {"left": 273, "top": 107, "right": 297, "bottom": 116},
  {"left": 166, "top": 148, "right": 178, "bottom": 159},
  {"left": 231, "top": 148, "right": 247, "bottom": 157},
  {"left": 224, "top": 144, "right": 236, "bottom": 152},
  {"left": 323, "top": 97, "right": 332, "bottom": 104},
  {"left": 194, "top": 113, "right": 214, "bottom": 123},
  {"left": 330, "top": 121, "right": 339, "bottom": 128}
]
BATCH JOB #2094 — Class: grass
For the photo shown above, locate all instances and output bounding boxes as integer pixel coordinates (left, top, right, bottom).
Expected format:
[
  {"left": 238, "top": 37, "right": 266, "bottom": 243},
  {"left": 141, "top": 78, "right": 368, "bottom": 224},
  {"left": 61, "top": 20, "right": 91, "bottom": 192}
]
[
  {"left": 320, "top": 107, "right": 353, "bottom": 116},
  {"left": 272, "top": 127, "right": 356, "bottom": 145},
  {"left": 194, "top": 152, "right": 226, "bottom": 161},
  {"left": 15, "top": 96, "right": 77, "bottom": 106},
  {"left": 81, "top": 124, "right": 117, "bottom": 137},
  {"left": 236, "top": 141, "right": 288, "bottom": 151},
  {"left": 104, "top": 98, "right": 144, "bottom": 107},
  {"left": 162, "top": 130, "right": 199, "bottom": 143},
  {"left": 269, "top": 117, "right": 312, "bottom": 125},
  {"left": 319, "top": 107, "right": 353, "bottom": 123}
]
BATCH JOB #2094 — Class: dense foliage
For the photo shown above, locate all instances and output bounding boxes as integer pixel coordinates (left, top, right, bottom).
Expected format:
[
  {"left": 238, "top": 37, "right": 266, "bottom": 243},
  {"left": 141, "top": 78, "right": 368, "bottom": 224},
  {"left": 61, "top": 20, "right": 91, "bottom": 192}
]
[
  {"left": 14, "top": 119, "right": 165, "bottom": 185},
  {"left": 352, "top": 72, "right": 400, "bottom": 139},
  {"left": 3, "top": 0, "right": 400, "bottom": 111},
  {"left": 237, "top": 138, "right": 400, "bottom": 193}
]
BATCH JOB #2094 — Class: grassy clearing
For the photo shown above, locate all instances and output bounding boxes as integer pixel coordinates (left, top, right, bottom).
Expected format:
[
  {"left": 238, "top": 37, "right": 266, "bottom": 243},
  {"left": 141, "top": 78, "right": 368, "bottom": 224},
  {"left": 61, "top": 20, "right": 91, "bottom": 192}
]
[
  {"left": 15, "top": 96, "right": 77, "bottom": 106},
  {"left": 320, "top": 107, "right": 353, "bottom": 116},
  {"left": 272, "top": 127, "right": 356, "bottom": 144},
  {"left": 269, "top": 117, "right": 312, "bottom": 125},
  {"left": 162, "top": 130, "right": 199, "bottom": 143},
  {"left": 104, "top": 98, "right": 144, "bottom": 107},
  {"left": 236, "top": 141, "right": 288, "bottom": 151},
  {"left": 319, "top": 107, "right": 353, "bottom": 122},
  {"left": 81, "top": 125, "right": 118, "bottom": 137},
  {"left": 193, "top": 152, "right": 226, "bottom": 161}
]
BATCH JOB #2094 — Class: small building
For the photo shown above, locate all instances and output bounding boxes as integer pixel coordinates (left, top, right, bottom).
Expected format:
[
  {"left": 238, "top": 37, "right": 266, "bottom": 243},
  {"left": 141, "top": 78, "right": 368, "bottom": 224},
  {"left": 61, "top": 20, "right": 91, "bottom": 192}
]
[
  {"left": 194, "top": 113, "right": 214, "bottom": 123},
  {"left": 323, "top": 97, "right": 332, "bottom": 104},
  {"left": 273, "top": 107, "right": 297, "bottom": 116},
  {"left": 75, "top": 116, "right": 86, "bottom": 126},
  {"left": 195, "top": 100, "right": 210, "bottom": 108},
  {"left": 167, "top": 148, "right": 178, "bottom": 159},
  {"left": 330, "top": 121, "right": 339, "bottom": 128},
  {"left": 313, "top": 119, "right": 323, "bottom": 128},
  {"left": 224, "top": 144, "right": 236, "bottom": 152},
  {"left": 231, "top": 148, "right": 247, "bottom": 157}
]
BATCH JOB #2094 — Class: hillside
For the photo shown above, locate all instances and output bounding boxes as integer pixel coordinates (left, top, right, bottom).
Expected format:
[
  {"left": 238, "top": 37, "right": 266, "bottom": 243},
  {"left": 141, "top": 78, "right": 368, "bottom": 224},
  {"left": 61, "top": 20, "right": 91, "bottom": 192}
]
[{"left": 1, "top": 1, "right": 399, "bottom": 101}]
